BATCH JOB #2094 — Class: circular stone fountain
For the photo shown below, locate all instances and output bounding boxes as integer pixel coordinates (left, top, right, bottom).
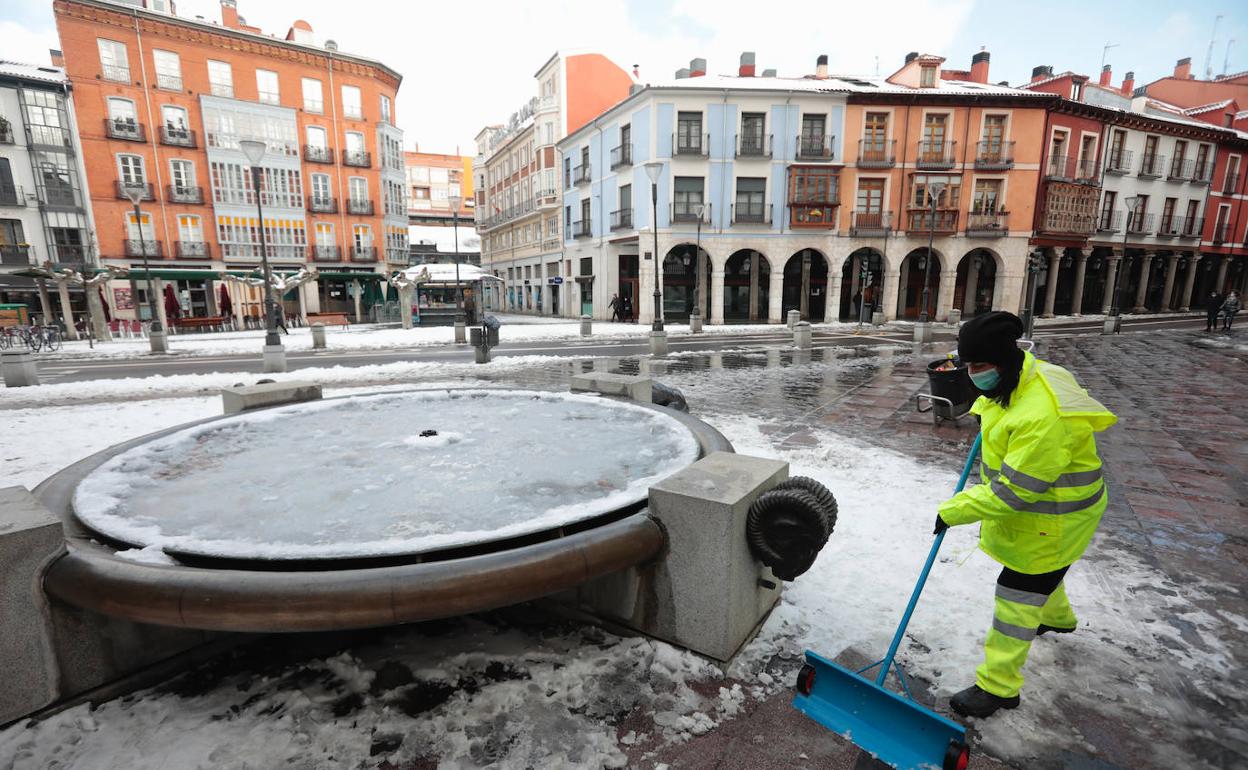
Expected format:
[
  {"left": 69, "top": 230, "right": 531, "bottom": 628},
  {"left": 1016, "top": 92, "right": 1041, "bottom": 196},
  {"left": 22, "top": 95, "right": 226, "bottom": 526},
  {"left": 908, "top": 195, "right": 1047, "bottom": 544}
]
[{"left": 37, "top": 389, "right": 731, "bottom": 632}]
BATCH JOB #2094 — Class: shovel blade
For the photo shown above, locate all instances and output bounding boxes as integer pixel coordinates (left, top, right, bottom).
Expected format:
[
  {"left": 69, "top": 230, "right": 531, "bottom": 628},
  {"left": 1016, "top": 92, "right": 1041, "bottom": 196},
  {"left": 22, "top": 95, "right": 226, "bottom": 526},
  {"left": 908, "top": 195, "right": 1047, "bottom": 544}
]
[{"left": 793, "top": 650, "right": 967, "bottom": 770}]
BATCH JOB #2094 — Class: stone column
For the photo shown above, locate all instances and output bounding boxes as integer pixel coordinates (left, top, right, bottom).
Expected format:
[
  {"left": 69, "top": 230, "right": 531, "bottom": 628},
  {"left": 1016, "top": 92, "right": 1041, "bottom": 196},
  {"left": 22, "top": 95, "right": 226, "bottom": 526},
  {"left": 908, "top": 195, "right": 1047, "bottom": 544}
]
[
  {"left": 799, "top": 252, "right": 811, "bottom": 320},
  {"left": 767, "top": 272, "right": 783, "bottom": 324},
  {"left": 1160, "top": 254, "right": 1181, "bottom": 311},
  {"left": 710, "top": 269, "right": 725, "bottom": 325},
  {"left": 1101, "top": 255, "right": 1121, "bottom": 314},
  {"left": 962, "top": 259, "right": 980, "bottom": 316},
  {"left": 825, "top": 268, "right": 843, "bottom": 323},
  {"left": 639, "top": 253, "right": 656, "bottom": 326},
  {"left": 230, "top": 283, "right": 245, "bottom": 329},
  {"left": 848, "top": 254, "right": 862, "bottom": 318},
  {"left": 296, "top": 282, "right": 308, "bottom": 322},
  {"left": 1069, "top": 251, "right": 1089, "bottom": 316},
  {"left": 305, "top": 279, "right": 323, "bottom": 314},
  {"left": 1214, "top": 255, "right": 1229, "bottom": 293},
  {"left": 1133, "top": 253, "right": 1154, "bottom": 313},
  {"left": 152, "top": 277, "right": 169, "bottom": 330},
  {"left": 935, "top": 270, "right": 958, "bottom": 322},
  {"left": 35, "top": 278, "right": 54, "bottom": 326},
  {"left": 696, "top": 251, "right": 708, "bottom": 319},
  {"left": 882, "top": 264, "right": 901, "bottom": 321},
  {"left": 56, "top": 279, "right": 79, "bottom": 340},
  {"left": 1179, "top": 254, "right": 1202, "bottom": 311},
  {"left": 351, "top": 280, "right": 362, "bottom": 323},
  {"left": 1041, "top": 248, "right": 1061, "bottom": 318},
  {"left": 748, "top": 252, "right": 760, "bottom": 322}
]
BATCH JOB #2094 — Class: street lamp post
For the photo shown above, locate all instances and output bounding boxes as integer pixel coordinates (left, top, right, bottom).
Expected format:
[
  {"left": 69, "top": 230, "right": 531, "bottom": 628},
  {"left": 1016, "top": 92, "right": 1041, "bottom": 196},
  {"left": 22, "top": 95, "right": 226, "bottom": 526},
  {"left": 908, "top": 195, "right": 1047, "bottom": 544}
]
[
  {"left": 1107, "top": 196, "right": 1138, "bottom": 334},
  {"left": 1020, "top": 250, "right": 1045, "bottom": 338},
  {"left": 915, "top": 181, "right": 945, "bottom": 342},
  {"left": 690, "top": 202, "right": 706, "bottom": 332},
  {"left": 122, "top": 184, "right": 167, "bottom": 354},
  {"left": 449, "top": 194, "right": 466, "bottom": 342},
  {"left": 239, "top": 139, "right": 286, "bottom": 372},
  {"left": 644, "top": 161, "right": 664, "bottom": 333}
]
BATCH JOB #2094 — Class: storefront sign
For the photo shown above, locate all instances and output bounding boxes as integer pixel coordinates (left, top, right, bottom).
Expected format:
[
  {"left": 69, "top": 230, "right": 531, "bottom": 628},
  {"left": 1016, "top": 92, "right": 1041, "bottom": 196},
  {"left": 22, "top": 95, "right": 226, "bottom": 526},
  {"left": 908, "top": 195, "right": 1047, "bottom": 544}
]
[{"left": 113, "top": 287, "right": 134, "bottom": 310}]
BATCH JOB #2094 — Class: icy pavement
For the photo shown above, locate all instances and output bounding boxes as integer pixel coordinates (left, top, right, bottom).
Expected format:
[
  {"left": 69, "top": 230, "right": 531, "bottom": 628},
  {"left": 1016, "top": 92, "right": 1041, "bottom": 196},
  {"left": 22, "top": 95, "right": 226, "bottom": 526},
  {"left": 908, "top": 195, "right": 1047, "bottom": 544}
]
[{"left": 1, "top": 329, "right": 1245, "bottom": 769}]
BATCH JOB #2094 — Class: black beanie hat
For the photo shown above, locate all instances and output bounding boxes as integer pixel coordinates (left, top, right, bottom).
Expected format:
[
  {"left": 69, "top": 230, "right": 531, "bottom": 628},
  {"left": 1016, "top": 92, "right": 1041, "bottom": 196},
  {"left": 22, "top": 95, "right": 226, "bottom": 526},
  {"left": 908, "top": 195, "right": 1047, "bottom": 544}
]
[{"left": 957, "top": 311, "right": 1025, "bottom": 366}]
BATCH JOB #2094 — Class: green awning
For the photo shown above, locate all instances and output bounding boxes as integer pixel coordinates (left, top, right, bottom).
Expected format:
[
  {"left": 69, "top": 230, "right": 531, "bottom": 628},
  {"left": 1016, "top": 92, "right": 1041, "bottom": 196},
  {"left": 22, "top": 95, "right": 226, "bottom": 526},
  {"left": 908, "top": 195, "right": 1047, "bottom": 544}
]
[
  {"left": 315, "top": 271, "right": 385, "bottom": 282},
  {"left": 12, "top": 267, "right": 385, "bottom": 282}
]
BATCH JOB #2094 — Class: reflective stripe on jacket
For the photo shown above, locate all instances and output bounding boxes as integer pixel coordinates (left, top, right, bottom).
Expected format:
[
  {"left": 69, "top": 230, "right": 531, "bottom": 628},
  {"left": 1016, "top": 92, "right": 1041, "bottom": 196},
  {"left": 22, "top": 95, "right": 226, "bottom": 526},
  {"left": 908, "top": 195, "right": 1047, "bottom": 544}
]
[{"left": 938, "top": 352, "right": 1118, "bottom": 573}]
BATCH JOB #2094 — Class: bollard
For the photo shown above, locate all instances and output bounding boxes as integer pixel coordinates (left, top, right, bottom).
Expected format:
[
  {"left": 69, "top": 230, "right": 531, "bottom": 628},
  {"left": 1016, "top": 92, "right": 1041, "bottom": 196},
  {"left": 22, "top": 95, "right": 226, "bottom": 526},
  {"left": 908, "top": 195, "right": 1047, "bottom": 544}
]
[
  {"left": 470, "top": 327, "right": 492, "bottom": 364},
  {"left": 649, "top": 330, "right": 668, "bottom": 356},
  {"left": 263, "top": 343, "right": 288, "bottom": 373},
  {"left": 947, "top": 309, "right": 962, "bottom": 326},
  {"left": 1, "top": 351, "right": 40, "bottom": 387},
  {"left": 454, "top": 319, "right": 467, "bottom": 344},
  {"left": 1101, "top": 317, "right": 1118, "bottom": 335},
  {"left": 148, "top": 329, "right": 169, "bottom": 354},
  {"left": 580, "top": 314, "right": 592, "bottom": 337},
  {"left": 912, "top": 322, "right": 933, "bottom": 343},
  {"left": 872, "top": 310, "right": 884, "bottom": 327},
  {"left": 311, "top": 322, "right": 326, "bottom": 350},
  {"left": 689, "top": 312, "right": 703, "bottom": 334},
  {"left": 786, "top": 309, "right": 800, "bottom": 329},
  {"left": 793, "top": 321, "right": 812, "bottom": 349}
]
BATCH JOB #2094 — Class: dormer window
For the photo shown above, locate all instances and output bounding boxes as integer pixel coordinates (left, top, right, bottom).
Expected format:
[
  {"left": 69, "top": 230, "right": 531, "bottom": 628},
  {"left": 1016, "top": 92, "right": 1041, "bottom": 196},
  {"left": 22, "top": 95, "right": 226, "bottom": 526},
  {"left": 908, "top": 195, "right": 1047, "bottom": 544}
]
[{"left": 920, "top": 66, "right": 936, "bottom": 88}]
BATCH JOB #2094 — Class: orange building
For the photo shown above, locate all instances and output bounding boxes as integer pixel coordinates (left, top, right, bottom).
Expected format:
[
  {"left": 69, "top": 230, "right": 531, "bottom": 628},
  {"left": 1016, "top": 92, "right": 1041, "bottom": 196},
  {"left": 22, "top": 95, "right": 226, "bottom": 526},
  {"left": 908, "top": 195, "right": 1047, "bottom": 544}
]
[
  {"left": 53, "top": 0, "right": 406, "bottom": 322},
  {"left": 404, "top": 149, "right": 473, "bottom": 224}
]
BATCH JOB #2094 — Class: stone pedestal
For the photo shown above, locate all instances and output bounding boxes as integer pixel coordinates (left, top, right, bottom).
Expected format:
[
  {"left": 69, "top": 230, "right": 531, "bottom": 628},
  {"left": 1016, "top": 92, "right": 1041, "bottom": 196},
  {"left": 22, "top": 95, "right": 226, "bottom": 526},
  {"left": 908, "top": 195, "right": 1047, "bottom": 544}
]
[
  {"left": 872, "top": 310, "right": 885, "bottom": 327},
  {"left": 1102, "top": 316, "right": 1120, "bottom": 335},
  {"left": 454, "top": 320, "right": 467, "bottom": 344},
  {"left": 649, "top": 330, "right": 668, "bottom": 356},
  {"left": 148, "top": 329, "right": 169, "bottom": 354},
  {"left": 689, "top": 312, "right": 703, "bottom": 334},
  {"left": 221, "top": 380, "right": 322, "bottom": 415},
  {"left": 569, "top": 372, "right": 653, "bottom": 402},
  {"left": 793, "top": 321, "right": 812, "bottom": 349},
  {"left": 913, "top": 322, "right": 933, "bottom": 343},
  {"left": 311, "top": 323, "right": 327, "bottom": 350},
  {"left": 580, "top": 315, "right": 592, "bottom": 337},
  {"left": 786, "top": 309, "right": 800, "bottom": 329},
  {"left": 474, "top": 345, "right": 491, "bottom": 364},
  {"left": 947, "top": 309, "right": 962, "bottom": 326},
  {"left": 2, "top": 351, "right": 40, "bottom": 387},
  {"left": 262, "top": 343, "right": 287, "bottom": 373}
]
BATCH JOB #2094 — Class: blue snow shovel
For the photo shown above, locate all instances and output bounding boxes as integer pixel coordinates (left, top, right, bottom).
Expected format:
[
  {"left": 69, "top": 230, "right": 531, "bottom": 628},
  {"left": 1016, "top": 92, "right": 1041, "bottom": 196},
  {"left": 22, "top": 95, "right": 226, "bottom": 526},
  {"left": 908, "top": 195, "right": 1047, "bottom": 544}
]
[{"left": 793, "top": 433, "right": 983, "bottom": 770}]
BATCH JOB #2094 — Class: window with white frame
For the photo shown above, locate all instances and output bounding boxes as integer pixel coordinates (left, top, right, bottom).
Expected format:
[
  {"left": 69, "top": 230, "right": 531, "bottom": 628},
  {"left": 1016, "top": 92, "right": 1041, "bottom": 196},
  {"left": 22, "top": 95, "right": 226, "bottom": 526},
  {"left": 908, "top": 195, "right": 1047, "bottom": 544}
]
[
  {"left": 207, "top": 60, "right": 233, "bottom": 98},
  {"left": 314, "top": 222, "right": 334, "bottom": 247},
  {"left": 107, "top": 97, "right": 137, "bottom": 125},
  {"left": 384, "top": 179, "right": 405, "bottom": 216},
  {"left": 117, "top": 154, "right": 145, "bottom": 185},
  {"left": 177, "top": 214, "right": 202, "bottom": 242},
  {"left": 353, "top": 224, "right": 372, "bottom": 250},
  {"left": 348, "top": 177, "right": 368, "bottom": 203},
  {"left": 345, "top": 131, "right": 364, "bottom": 153},
  {"left": 161, "top": 105, "right": 188, "bottom": 132},
  {"left": 380, "top": 94, "right": 392, "bottom": 125},
  {"left": 97, "top": 39, "right": 129, "bottom": 82},
  {"left": 256, "top": 69, "right": 280, "bottom": 105},
  {"left": 302, "top": 78, "right": 323, "bottom": 113},
  {"left": 341, "top": 85, "right": 362, "bottom": 119},
  {"left": 215, "top": 215, "right": 306, "bottom": 259},
  {"left": 152, "top": 49, "right": 181, "bottom": 90},
  {"left": 305, "top": 125, "right": 327, "bottom": 149},
  {"left": 311, "top": 173, "right": 331, "bottom": 204},
  {"left": 209, "top": 162, "right": 303, "bottom": 208},
  {"left": 169, "top": 159, "right": 195, "bottom": 191},
  {"left": 126, "top": 211, "right": 152, "bottom": 241}
]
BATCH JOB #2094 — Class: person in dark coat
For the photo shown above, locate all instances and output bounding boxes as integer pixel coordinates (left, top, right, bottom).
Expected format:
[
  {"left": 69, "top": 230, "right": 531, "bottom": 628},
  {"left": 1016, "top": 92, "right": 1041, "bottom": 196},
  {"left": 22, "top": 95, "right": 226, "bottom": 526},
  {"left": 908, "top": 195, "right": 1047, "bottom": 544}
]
[
  {"left": 1221, "top": 291, "right": 1240, "bottom": 331},
  {"left": 1205, "top": 290, "right": 1224, "bottom": 332},
  {"left": 608, "top": 293, "right": 622, "bottom": 322},
  {"left": 621, "top": 294, "right": 633, "bottom": 322}
]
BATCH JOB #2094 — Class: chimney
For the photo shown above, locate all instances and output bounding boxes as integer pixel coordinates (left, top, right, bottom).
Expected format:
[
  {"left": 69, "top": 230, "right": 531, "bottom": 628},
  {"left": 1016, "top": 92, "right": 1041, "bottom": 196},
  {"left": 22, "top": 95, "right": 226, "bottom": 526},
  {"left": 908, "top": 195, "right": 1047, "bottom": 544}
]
[
  {"left": 815, "top": 54, "right": 828, "bottom": 79},
  {"left": 1174, "top": 57, "right": 1192, "bottom": 80},
  {"left": 905, "top": 52, "right": 919, "bottom": 64},
  {"left": 738, "top": 51, "right": 756, "bottom": 77},
  {"left": 970, "top": 50, "right": 990, "bottom": 84},
  {"left": 1099, "top": 64, "right": 1112, "bottom": 87},
  {"left": 1030, "top": 65, "right": 1053, "bottom": 83},
  {"left": 761, "top": 68, "right": 777, "bottom": 77},
  {"left": 1121, "top": 71, "right": 1135, "bottom": 96},
  {"left": 675, "top": 67, "right": 691, "bottom": 79},
  {"left": 689, "top": 58, "right": 706, "bottom": 77},
  {"left": 220, "top": 0, "right": 240, "bottom": 29},
  {"left": 49, "top": 49, "right": 64, "bottom": 67}
]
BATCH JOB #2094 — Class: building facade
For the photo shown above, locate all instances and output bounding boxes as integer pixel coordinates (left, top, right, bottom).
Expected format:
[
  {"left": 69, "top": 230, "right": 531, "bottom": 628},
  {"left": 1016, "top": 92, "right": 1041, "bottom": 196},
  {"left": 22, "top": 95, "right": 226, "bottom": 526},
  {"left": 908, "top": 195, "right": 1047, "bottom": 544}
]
[
  {"left": 53, "top": 0, "right": 406, "bottom": 322},
  {"left": 404, "top": 149, "right": 472, "bottom": 224},
  {"left": 474, "top": 51, "right": 633, "bottom": 317}
]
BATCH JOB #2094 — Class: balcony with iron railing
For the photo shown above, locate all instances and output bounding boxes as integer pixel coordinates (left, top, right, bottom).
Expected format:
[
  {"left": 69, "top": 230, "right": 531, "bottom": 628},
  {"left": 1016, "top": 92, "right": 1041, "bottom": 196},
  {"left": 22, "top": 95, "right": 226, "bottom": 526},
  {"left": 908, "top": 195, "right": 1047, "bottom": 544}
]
[
  {"left": 1105, "top": 149, "right": 1134, "bottom": 175},
  {"left": 1046, "top": 154, "right": 1100, "bottom": 183},
  {"left": 797, "top": 134, "right": 835, "bottom": 161},
  {"left": 975, "top": 141, "right": 1015, "bottom": 170},
  {"left": 736, "top": 133, "right": 772, "bottom": 158},
  {"left": 312, "top": 245, "right": 341, "bottom": 261},
  {"left": 342, "top": 150, "right": 371, "bottom": 168},
  {"left": 1222, "top": 173, "right": 1241, "bottom": 195},
  {"left": 1097, "top": 209, "right": 1122, "bottom": 232},
  {"left": 1212, "top": 222, "right": 1229, "bottom": 243},
  {"left": 156, "top": 74, "right": 183, "bottom": 91},
  {"left": 347, "top": 198, "right": 374, "bottom": 216},
  {"left": 166, "top": 184, "right": 203, "bottom": 204},
  {"left": 105, "top": 118, "right": 145, "bottom": 142},
  {"left": 1126, "top": 212, "right": 1154, "bottom": 234},
  {"left": 51, "top": 244, "right": 89, "bottom": 262},
  {"left": 906, "top": 208, "right": 959, "bottom": 233},
  {"left": 0, "top": 245, "right": 32, "bottom": 266},
  {"left": 115, "top": 181, "right": 154, "bottom": 201},
  {"left": 1191, "top": 162, "right": 1214, "bottom": 185},
  {"left": 124, "top": 239, "right": 163, "bottom": 257},
  {"left": 0, "top": 183, "right": 24, "bottom": 207},
  {"left": 304, "top": 144, "right": 333, "bottom": 163},
  {"left": 1168, "top": 157, "right": 1194, "bottom": 181},
  {"left": 1156, "top": 215, "right": 1181, "bottom": 237},
  {"left": 176, "top": 241, "right": 210, "bottom": 258},
  {"left": 40, "top": 186, "right": 79, "bottom": 209},
  {"left": 1178, "top": 216, "right": 1203, "bottom": 238},
  {"left": 101, "top": 64, "right": 130, "bottom": 83},
  {"left": 573, "top": 163, "right": 592, "bottom": 185},
  {"left": 674, "top": 133, "right": 708, "bottom": 156},
  {"left": 610, "top": 208, "right": 632, "bottom": 230},
  {"left": 671, "top": 201, "right": 711, "bottom": 224},
  {"left": 1139, "top": 153, "right": 1165, "bottom": 178},
  {"left": 915, "top": 140, "right": 956, "bottom": 169},
  {"left": 850, "top": 210, "right": 891, "bottom": 236},
  {"left": 159, "top": 125, "right": 196, "bottom": 148},
  {"left": 352, "top": 246, "right": 377, "bottom": 261},
  {"left": 856, "top": 140, "right": 895, "bottom": 168},
  {"left": 573, "top": 218, "right": 592, "bottom": 238},
  {"left": 732, "top": 202, "right": 772, "bottom": 225},
  {"left": 610, "top": 144, "right": 632, "bottom": 169},
  {"left": 308, "top": 195, "right": 338, "bottom": 213},
  {"left": 966, "top": 211, "right": 1010, "bottom": 236}
]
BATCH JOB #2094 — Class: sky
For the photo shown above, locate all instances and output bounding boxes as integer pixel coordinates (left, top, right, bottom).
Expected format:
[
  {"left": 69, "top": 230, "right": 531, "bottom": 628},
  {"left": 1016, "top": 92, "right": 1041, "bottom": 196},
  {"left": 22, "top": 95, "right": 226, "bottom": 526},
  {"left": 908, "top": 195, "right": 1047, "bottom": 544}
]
[{"left": 2, "top": 0, "right": 1246, "bottom": 155}]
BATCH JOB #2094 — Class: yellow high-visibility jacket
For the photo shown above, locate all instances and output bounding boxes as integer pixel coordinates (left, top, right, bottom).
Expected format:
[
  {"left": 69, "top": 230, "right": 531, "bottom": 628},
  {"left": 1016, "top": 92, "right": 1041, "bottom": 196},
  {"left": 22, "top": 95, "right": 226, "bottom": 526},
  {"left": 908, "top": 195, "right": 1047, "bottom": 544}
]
[{"left": 938, "top": 352, "right": 1117, "bottom": 574}]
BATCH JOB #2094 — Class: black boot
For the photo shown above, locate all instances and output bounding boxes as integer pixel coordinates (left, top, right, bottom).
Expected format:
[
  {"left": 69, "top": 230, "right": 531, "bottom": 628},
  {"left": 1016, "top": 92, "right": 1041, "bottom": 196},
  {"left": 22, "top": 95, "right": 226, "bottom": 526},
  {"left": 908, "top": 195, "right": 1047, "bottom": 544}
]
[
  {"left": 1037, "top": 623, "right": 1075, "bottom": 636},
  {"left": 950, "top": 685, "right": 1020, "bottom": 718}
]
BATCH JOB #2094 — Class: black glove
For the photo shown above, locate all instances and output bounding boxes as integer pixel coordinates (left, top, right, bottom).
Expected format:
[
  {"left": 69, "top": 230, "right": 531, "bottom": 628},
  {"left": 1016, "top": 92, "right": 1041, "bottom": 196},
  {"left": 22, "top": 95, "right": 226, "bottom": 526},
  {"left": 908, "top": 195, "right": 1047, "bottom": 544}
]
[{"left": 933, "top": 513, "right": 949, "bottom": 535}]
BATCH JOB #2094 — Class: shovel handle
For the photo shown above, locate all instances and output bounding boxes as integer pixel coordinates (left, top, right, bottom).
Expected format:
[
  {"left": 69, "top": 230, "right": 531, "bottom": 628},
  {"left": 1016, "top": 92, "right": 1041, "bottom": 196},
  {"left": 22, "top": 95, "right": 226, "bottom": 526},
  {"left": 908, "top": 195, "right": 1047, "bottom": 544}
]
[{"left": 874, "top": 433, "right": 982, "bottom": 687}]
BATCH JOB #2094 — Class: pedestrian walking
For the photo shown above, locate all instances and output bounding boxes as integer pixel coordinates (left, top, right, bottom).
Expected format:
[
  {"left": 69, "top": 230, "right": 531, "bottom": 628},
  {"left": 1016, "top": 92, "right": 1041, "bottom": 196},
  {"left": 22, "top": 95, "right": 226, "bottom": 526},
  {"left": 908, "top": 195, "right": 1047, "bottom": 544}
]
[
  {"left": 937, "top": 311, "right": 1117, "bottom": 719},
  {"left": 1221, "top": 291, "right": 1240, "bottom": 331},
  {"left": 1205, "top": 290, "right": 1224, "bottom": 332},
  {"left": 621, "top": 294, "right": 633, "bottom": 323},
  {"left": 608, "top": 293, "right": 622, "bottom": 322}
]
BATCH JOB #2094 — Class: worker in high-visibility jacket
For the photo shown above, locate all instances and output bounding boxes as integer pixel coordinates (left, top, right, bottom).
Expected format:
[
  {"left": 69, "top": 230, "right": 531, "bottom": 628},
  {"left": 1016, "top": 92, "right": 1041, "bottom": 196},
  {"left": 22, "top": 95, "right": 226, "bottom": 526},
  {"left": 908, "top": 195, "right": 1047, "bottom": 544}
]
[{"left": 936, "top": 311, "right": 1117, "bottom": 719}]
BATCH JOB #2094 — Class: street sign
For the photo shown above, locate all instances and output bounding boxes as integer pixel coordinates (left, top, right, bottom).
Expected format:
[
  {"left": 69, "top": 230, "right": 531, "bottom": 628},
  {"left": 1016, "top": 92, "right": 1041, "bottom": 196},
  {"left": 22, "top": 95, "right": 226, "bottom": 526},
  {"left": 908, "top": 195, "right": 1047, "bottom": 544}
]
[{"left": 548, "top": 277, "right": 564, "bottom": 285}]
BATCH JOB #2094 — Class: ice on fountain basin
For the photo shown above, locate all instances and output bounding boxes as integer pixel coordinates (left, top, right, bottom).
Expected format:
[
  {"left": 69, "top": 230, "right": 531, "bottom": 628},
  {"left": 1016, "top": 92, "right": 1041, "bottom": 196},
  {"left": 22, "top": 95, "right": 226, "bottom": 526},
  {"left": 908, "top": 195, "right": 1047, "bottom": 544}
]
[{"left": 73, "top": 390, "right": 701, "bottom": 560}]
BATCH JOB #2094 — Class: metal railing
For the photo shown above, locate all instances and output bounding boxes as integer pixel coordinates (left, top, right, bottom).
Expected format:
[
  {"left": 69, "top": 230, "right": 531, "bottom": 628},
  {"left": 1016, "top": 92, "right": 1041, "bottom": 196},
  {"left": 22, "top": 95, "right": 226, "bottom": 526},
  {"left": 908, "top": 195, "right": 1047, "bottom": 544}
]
[
  {"left": 0, "top": 183, "right": 24, "bottom": 207},
  {"left": 159, "top": 126, "right": 196, "bottom": 147},
  {"left": 1047, "top": 155, "right": 1100, "bottom": 181},
  {"left": 850, "top": 210, "right": 891, "bottom": 235},
  {"left": 304, "top": 99, "right": 324, "bottom": 114},
  {"left": 304, "top": 144, "right": 333, "bottom": 163},
  {"left": 101, "top": 64, "right": 130, "bottom": 83},
  {"left": 1191, "top": 162, "right": 1213, "bottom": 184},
  {"left": 0, "top": 245, "right": 32, "bottom": 266},
  {"left": 1105, "top": 149, "right": 1134, "bottom": 174},
  {"left": 342, "top": 150, "right": 371, "bottom": 168},
  {"left": 857, "top": 140, "right": 895, "bottom": 167},
  {"left": 1222, "top": 173, "right": 1240, "bottom": 194},
  {"left": 1178, "top": 216, "right": 1203, "bottom": 238},
  {"left": 1212, "top": 222, "right": 1229, "bottom": 243},
  {"left": 176, "top": 241, "right": 210, "bottom": 258},
  {"left": 1097, "top": 209, "right": 1122, "bottom": 232},
  {"left": 308, "top": 195, "right": 338, "bottom": 213},
  {"left": 907, "top": 208, "right": 959, "bottom": 233},
  {"left": 1168, "top": 157, "right": 1194, "bottom": 181},
  {"left": 51, "top": 244, "right": 89, "bottom": 262},
  {"left": 347, "top": 198, "right": 374, "bottom": 215},
  {"left": 731, "top": 202, "right": 771, "bottom": 224},
  {"left": 573, "top": 219, "right": 592, "bottom": 238},
  {"left": 1156, "top": 215, "right": 1180, "bottom": 237},
  {"left": 156, "top": 74, "right": 183, "bottom": 91},
  {"left": 1139, "top": 153, "right": 1165, "bottom": 178},
  {"left": 797, "top": 134, "right": 835, "bottom": 160},
  {"left": 352, "top": 246, "right": 377, "bottom": 260},
  {"left": 671, "top": 202, "right": 711, "bottom": 223},
  {"left": 674, "top": 132, "right": 708, "bottom": 156},
  {"left": 610, "top": 144, "right": 632, "bottom": 168},
  {"left": 124, "top": 239, "right": 163, "bottom": 257},
  {"left": 26, "top": 125, "right": 70, "bottom": 148},
  {"left": 610, "top": 208, "right": 632, "bottom": 230},
  {"left": 573, "top": 163, "right": 592, "bottom": 185},
  {"left": 966, "top": 211, "right": 1009, "bottom": 235},
  {"left": 115, "top": 181, "right": 154, "bottom": 201},
  {"left": 105, "top": 118, "right": 145, "bottom": 141},
  {"left": 312, "top": 245, "right": 341, "bottom": 261},
  {"left": 736, "top": 133, "right": 772, "bottom": 158},
  {"left": 166, "top": 184, "right": 203, "bottom": 204},
  {"left": 975, "top": 141, "right": 1014, "bottom": 169},
  {"left": 915, "top": 140, "right": 956, "bottom": 169},
  {"left": 1126, "top": 212, "right": 1154, "bottom": 234}
]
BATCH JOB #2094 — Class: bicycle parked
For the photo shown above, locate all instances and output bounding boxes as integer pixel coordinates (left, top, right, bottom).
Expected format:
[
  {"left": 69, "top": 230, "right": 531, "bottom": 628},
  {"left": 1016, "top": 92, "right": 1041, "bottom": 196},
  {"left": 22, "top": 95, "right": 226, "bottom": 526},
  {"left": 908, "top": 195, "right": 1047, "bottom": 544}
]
[{"left": 0, "top": 324, "right": 62, "bottom": 352}]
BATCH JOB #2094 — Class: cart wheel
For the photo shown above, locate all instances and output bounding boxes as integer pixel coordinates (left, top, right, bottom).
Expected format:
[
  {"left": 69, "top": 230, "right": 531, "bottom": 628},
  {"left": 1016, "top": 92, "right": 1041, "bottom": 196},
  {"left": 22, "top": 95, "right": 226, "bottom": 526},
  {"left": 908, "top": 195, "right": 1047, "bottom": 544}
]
[{"left": 943, "top": 739, "right": 970, "bottom": 770}]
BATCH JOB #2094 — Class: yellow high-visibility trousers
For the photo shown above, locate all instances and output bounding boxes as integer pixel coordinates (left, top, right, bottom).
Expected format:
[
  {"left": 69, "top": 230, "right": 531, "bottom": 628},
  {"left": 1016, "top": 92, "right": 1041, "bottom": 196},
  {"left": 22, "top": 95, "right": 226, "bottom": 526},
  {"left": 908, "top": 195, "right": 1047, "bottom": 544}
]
[{"left": 976, "top": 568, "right": 1074, "bottom": 698}]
